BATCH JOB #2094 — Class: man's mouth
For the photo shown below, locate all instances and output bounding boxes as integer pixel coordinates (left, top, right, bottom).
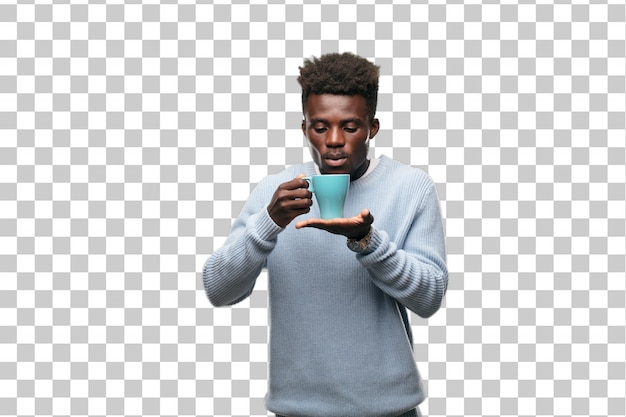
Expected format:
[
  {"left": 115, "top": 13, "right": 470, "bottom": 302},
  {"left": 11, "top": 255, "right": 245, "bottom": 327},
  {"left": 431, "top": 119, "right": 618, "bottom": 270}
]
[{"left": 324, "top": 156, "right": 348, "bottom": 167}]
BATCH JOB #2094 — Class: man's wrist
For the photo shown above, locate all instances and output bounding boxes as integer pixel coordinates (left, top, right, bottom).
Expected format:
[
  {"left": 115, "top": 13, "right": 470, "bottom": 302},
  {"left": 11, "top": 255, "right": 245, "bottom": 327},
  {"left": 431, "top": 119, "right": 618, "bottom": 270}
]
[
  {"left": 349, "top": 225, "right": 372, "bottom": 241},
  {"left": 347, "top": 226, "right": 373, "bottom": 252}
]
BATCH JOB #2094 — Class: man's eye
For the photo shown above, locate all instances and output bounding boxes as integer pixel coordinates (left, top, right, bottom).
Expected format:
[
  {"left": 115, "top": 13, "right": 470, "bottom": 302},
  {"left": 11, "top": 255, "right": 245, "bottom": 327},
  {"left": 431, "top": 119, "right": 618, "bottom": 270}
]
[
  {"left": 344, "top": 127, "right": 357, "bottom": 133},
  {"left": 314, "top": 127, "right": 327, "bottom": 133}
]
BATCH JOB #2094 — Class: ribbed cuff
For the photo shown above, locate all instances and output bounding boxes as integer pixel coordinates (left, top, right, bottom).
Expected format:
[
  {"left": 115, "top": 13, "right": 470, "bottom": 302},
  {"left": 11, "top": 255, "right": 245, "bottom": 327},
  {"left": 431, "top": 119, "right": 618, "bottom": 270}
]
[
  {"left": 257, "top": 205, "right": 285, "bottom": 240},
  {"left": 358, "top": 226, "right": 383, "bottom": 256}
]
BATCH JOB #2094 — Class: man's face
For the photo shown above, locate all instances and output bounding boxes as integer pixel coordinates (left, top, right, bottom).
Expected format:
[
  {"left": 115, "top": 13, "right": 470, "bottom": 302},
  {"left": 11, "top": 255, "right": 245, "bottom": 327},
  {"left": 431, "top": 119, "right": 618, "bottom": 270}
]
[{"left": 302, "top": 94, "right": 380, "bottom": 181}]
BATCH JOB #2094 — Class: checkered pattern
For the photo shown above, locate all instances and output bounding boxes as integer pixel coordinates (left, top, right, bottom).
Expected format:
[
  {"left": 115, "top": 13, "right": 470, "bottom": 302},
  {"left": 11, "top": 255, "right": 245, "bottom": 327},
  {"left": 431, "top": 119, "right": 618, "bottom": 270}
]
[{"left": 1, "top": 2, "right": 625, "bottom": 416}]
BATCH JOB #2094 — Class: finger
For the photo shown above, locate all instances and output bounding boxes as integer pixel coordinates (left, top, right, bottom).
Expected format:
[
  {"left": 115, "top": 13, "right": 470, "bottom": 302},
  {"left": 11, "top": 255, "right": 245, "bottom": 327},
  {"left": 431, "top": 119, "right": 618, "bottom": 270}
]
[
  {"left": 291, "top": 174, "right": 310, "bottom": 190},
  {"left": 283, "top": 197, "right": 313, "bottom": 211},
  {"left": 294, "top": 217, "right": 333, "bottom": 228},
  {"left": 294, "top": 219, "right": 310, "bottom": 229},
  {"left": 360, "top": 208, "right": 374, "bottom": 224},
  {"left": 280, "top": 178, "right": 310, "bottom": 194},
  {"left": 296, "top": 217, "right": 348, "bottom": 230},
  {"left": 295, "top": 218, "right": 320, "bottom": 229}
]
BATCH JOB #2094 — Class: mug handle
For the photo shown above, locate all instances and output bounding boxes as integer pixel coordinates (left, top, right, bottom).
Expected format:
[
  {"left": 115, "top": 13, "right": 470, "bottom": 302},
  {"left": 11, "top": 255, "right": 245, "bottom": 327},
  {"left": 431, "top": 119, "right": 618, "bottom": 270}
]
[{"left": 302, "top": 176, "right": 314, "bottom": 192}]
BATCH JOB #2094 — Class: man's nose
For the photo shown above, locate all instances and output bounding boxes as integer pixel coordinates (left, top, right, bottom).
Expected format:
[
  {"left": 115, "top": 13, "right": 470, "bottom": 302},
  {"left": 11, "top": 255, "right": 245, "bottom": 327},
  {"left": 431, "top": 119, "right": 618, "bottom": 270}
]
[{"left": 325, "top": 127, "right": 344, "bottom": 147}]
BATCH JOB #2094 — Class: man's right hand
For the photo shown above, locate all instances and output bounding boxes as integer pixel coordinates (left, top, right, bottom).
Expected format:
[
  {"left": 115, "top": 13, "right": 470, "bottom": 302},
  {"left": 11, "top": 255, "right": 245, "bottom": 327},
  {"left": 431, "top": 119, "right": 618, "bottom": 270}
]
[{"left": 267, "top": 175, "right": 313, "bottom": 228}]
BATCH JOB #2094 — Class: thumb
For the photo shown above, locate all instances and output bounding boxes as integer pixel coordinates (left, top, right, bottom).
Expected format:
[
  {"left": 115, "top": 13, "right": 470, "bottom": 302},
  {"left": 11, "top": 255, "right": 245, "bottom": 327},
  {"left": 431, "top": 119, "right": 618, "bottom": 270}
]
[{"left": 361, "top": 209, "right": 374, "bottom": 224}]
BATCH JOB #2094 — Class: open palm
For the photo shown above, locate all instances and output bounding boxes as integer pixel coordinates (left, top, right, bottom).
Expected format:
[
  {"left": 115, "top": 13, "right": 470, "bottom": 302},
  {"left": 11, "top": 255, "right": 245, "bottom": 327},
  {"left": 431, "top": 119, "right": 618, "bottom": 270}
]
[{"left": 295, "top": 208, "right": 374, "bottom": 240}]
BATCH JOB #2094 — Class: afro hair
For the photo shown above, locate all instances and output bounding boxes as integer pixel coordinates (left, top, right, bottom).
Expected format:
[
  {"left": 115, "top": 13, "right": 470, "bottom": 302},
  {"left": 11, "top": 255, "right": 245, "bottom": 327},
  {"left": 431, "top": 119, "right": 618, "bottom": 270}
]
[{"left": 297, "top": 52, "right": 380, "bottom": 121}]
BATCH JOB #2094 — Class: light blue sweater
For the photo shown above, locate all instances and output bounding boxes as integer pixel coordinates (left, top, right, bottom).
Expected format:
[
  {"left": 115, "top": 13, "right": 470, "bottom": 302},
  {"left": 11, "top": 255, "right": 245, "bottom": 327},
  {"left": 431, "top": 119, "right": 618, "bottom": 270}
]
[{"left": 203, "top": 155, "right": 448, "bottom": 417}]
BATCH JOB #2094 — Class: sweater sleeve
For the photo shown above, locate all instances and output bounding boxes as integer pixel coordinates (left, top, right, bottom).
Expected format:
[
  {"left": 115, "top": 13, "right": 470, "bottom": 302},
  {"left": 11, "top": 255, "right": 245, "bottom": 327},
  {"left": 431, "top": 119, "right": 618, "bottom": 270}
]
[
  {"left": 202, "top": 182, "right": 284, "bottom": 307},
  {"left": 357, "top": 182, "right": 448, "bottom": 318}
]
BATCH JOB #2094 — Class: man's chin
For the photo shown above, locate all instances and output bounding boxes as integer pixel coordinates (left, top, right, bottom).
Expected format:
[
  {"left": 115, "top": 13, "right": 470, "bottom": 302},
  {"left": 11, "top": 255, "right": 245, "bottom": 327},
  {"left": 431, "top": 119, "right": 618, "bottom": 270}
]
[{"left": 320, "top": 167, "right": 350, "bottom": 175}]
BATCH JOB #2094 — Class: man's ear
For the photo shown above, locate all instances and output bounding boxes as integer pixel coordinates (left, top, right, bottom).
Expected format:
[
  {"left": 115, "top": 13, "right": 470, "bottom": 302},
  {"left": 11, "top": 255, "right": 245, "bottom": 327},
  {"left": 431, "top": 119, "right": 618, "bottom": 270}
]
[
  {"left": 301, "top": 119, "right": 306, "bottom": 135},
  {"left": 369, "top": 118, "right": 380, "bottom": 139}
]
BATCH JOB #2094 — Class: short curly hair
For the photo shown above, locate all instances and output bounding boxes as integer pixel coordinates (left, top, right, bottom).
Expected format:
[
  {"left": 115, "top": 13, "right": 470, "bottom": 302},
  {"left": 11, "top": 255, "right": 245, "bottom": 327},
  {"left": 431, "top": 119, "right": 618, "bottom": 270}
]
[{"left": 297, "top": 52, "right": 380, "bottom": 121}]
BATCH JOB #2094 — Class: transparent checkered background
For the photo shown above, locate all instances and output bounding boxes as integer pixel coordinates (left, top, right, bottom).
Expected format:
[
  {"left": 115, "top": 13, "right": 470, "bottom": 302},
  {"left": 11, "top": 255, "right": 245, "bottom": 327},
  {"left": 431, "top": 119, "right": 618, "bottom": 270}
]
[{"left": 1, "top": 2, "right": 625, "bottom": 416}]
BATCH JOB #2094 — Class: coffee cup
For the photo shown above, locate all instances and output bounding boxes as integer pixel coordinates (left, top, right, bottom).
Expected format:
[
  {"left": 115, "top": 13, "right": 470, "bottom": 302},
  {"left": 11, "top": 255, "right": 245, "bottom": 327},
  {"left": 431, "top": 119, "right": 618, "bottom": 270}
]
[{"left": 303, "top": 174, "right": 350, "bottom": 219}]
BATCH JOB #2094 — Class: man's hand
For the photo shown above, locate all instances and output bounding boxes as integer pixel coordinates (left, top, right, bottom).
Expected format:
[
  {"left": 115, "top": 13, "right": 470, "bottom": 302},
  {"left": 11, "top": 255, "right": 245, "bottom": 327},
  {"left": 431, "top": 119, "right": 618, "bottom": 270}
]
[
  {"left": 267, "top": 175, "right": 313, "bottom": 228},
  {"left": 295, "top": 208, "right": 374, "bottom": 239}
]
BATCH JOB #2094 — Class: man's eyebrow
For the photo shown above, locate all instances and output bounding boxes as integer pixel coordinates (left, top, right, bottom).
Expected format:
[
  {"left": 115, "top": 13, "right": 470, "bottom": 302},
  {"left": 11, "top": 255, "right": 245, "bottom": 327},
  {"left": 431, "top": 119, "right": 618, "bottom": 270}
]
[
  {"left": 340, "top": 117, "right": 363, "bottom": 125},
  {"left": 308, "top": 117, "right": 363, "bottom": 124}
]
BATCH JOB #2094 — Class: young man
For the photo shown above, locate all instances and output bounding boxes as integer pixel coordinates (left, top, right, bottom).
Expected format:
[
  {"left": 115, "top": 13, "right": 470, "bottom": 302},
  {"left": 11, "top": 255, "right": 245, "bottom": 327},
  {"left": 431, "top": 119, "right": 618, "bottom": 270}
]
[{"left": 203, "top": 52, "right": 448, "bottom": 417}]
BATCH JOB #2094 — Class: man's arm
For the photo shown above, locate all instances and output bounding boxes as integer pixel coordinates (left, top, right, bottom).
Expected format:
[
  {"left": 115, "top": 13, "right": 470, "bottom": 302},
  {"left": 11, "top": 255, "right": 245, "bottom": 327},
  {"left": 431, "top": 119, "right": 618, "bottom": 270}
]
[
  {"left": 357, "top": 183, "right": 448, "bottom": 318},
  {"left": 203, "top": 175, "right": 312, "bottom": 306},
  {"left": 203, "top": 207, "right": 282, "bottom": 306},
  {"left": 296, "top": 181, "right": 448, "bottom": 318}
]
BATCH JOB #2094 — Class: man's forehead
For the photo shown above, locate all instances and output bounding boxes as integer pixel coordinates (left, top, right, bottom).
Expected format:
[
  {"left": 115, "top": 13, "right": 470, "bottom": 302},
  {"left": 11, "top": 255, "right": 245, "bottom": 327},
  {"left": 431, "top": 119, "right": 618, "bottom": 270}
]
[{"left": 304, "top": 94, "right": 368, "bottom": 114}]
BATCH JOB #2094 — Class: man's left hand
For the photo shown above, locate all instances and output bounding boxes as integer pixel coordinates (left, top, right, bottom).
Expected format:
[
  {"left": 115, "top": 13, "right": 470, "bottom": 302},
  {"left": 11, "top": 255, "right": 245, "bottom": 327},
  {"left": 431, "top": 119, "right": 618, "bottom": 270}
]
[{"left": 295, "top": 208, "right": 374, "bottom": 240}]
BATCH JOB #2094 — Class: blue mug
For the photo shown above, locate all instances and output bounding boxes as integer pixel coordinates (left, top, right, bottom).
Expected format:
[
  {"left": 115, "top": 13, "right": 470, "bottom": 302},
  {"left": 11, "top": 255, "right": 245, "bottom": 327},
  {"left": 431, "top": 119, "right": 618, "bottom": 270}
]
[{"left": 303, "top": 174, "right": 350, "bottom": 219}]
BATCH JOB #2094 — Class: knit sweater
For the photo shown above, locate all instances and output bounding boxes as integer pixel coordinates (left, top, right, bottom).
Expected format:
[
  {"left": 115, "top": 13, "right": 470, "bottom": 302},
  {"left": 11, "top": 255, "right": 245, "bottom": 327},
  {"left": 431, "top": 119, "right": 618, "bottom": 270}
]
[{"left": 203, "top": 155, "right": 448, "bottom": 417}]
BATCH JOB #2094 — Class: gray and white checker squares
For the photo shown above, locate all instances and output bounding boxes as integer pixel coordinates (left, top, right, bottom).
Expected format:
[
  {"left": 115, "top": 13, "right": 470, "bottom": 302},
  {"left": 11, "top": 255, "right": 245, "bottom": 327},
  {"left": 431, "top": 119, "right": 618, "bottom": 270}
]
[{"left": 1, "top": 2, "right": 625, "bottom": 417}]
